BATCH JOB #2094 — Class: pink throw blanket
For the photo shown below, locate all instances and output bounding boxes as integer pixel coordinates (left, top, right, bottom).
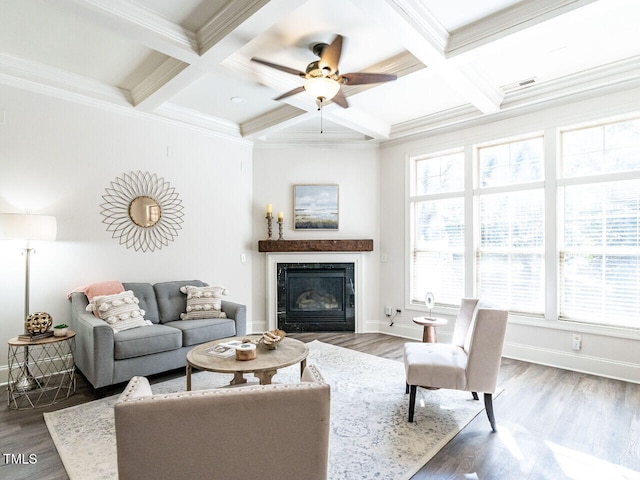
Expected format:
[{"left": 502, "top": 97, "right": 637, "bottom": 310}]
[{"left": 67, "top": 280, "right": 125, "bottom": 301}]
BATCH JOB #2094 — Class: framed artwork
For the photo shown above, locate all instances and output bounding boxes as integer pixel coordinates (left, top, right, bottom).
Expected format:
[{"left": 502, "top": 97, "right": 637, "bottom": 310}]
[{"left": 294, "top": 184, "right": 339, "bottom": 230}]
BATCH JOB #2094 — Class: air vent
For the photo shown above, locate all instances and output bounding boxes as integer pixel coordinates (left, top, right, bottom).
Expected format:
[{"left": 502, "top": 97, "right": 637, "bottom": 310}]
[{"left": 503, "top": 77, "right": 537, "bottom": 92}]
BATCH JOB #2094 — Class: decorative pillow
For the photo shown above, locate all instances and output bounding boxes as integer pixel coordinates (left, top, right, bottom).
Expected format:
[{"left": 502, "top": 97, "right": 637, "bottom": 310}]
[
  {"left": 180, "top": 285, "right": 229, "bottom": 320},
  {"left": 86, "top": 290, "right": 150, "bottom": 332}
]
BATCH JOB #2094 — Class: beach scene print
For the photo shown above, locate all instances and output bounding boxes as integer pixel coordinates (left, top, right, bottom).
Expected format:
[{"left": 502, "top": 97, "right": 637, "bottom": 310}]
[{"left": 294, "top": 185, "right": 339, "bottom": 230}]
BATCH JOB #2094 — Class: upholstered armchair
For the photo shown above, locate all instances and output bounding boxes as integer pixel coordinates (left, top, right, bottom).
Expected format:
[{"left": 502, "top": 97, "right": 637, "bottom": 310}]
[
  {"left": 404, "top": 300, "right": 508, "bottom": 432},
  {"left": 114, "top": 365, "right": 330, "bottom": 480}
]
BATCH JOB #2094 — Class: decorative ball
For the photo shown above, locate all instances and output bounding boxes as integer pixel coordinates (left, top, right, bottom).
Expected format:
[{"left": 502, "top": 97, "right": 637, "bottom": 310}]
[{"left": 25, "top": 312, "right": 53, "bottom": 334}]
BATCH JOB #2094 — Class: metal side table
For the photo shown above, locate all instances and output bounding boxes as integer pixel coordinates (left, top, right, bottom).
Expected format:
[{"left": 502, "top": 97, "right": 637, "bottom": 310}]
[{"left": 7, "top": 331, "right": 76, "bottom": 409}]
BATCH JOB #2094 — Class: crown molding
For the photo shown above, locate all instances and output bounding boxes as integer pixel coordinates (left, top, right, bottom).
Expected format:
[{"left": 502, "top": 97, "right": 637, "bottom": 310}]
[
  {"left": 447, "top": 0, "right": 598, "bottom": 57},
  {"left": 155, "top": 103, "right": 250, "bottom": 144},
  {"left": 0, "top": 53, "right": 131, "bottom": 106},
  {"left": 501, "top": 55, "right": 640, "bottom": 110},
  {"left": 389, "top": 105, "right": 481, "bottom": 141},
  {"left": 384, "top": 58, "right": 640, "bottom": 146}
]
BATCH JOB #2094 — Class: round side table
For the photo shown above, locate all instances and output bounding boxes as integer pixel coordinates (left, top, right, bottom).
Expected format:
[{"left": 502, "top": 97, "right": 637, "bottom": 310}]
[
  {"left": 412, "top": 317, "right": 447, "bottom": 343},
  {"left": 7, "top": 331, "right": 76, "bottom": 409}
]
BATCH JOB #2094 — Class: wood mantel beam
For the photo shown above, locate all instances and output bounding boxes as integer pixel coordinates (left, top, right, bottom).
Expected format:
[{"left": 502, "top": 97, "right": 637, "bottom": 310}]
[{"left": 258, "top": 239, "right": 373, "bottom": 253}]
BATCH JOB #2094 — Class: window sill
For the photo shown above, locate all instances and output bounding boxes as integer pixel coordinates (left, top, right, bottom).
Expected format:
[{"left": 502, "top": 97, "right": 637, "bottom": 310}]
[{"left": 508, "top": 313, "right": 640, "bottom": 341}]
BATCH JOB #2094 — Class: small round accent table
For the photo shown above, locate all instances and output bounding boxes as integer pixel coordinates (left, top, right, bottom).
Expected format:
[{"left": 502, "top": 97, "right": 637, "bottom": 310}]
[
  {"left": 7, "top": 331, "right": 76, "bottom": 409},
  {"left": 412, "top": 317, "right": 447, "bottom": 343}
]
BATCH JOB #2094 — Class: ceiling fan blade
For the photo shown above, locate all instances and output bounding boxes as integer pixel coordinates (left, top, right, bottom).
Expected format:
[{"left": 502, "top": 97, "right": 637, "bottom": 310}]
[
  {"left": 339, "top": 72, "right": 397, "bottom": 85},
  {"left": 331, "top": 89, "right": 349, "bottom": 108},
  {"left": 274, "top": 86, "right": 305, "bottom": 101},
  {"left": 319, "top": 34, "right": 343, "bottom": 73},
  {"left": 251, "top": 58, "right": 306, "bottom": 77}
]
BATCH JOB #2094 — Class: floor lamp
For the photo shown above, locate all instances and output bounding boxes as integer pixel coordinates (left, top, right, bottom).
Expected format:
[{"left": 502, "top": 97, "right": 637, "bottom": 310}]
[{"left": 0, "top": 213, "right": 57, "bottom": 391}]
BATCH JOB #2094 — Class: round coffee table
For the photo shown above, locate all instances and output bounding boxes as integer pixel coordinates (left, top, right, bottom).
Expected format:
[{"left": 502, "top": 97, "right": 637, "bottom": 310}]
[{"left": 186, "top": 336, "right": 309, "bottom": 390}]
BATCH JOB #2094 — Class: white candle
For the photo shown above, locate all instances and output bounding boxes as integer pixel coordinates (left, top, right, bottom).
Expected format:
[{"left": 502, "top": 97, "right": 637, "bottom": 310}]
[
  {"left": 278, "top": 212, "right": 284, "bottom": 221},
  {"left": 266, "top": 204, "right": 272, "bottom": 214}
]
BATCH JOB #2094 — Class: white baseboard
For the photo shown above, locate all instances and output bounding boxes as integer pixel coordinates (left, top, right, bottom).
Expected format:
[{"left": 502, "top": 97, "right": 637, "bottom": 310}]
[
  {"left": 370, "top": 329, "right": 640, "bottom": 385},
  {"left": 502, "top": 342, "right": 640, "bottom": 384}
]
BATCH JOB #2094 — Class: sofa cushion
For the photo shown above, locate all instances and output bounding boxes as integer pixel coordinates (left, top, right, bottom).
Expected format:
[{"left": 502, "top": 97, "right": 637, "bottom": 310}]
[
  {"left": 123, "top": 283, "right": 159, "bottom": 324},
  {"left": 164, "top": 319, "right": 236, "bottom": 347},
  {"left": 114, "top": 324, "right": 182, "bottom": 360},
  {"left": 154, "top": 280, "right": 206, "bottom": 323},
  {"left": 180, "top": 285, "right": 228, "bottom": 320}
]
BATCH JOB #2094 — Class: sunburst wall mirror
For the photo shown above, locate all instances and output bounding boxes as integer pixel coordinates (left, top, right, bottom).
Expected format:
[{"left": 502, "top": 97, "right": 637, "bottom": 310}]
[{"left": 100, "top": 171, "right": 184, "bottom": 252}]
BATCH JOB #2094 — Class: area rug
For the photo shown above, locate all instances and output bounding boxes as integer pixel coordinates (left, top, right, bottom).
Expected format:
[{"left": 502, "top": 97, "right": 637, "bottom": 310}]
[{"left": 44, "top": 340, "right": 498, "bottom": 480}]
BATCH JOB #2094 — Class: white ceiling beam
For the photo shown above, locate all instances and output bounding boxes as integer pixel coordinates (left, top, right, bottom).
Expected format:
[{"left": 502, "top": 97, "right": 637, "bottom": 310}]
[
  {"left": 352, "top": 0, "right": 449, "bottom": 66},
  {"left": 447, "top": 0, "right": 599, "bottom": 57},
  {"left": 353, "top": 0, "right": 503, "bottom": 114},
  {"left": 134, "top": 0, "right": 308, "bottom": 111},
  {"left": 241, "top": 105, "right": 312, "bottom": 139},
  {"left": 68, "top": 0, "right": 200, "bottom": 63}
]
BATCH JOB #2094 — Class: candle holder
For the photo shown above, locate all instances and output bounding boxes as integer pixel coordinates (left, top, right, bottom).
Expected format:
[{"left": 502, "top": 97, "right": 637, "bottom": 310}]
[
  {"left": 265, "top": 213, "right": 273, "bottom": 240},
  {"left": 277, "top": 218, "right": 284, "bottom": 240}
]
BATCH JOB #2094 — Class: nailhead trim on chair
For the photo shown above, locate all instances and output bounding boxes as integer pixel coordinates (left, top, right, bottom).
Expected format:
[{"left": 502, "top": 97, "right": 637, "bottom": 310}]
[{"left": 120, "top": 381, "right": 325, "bottom": 403}]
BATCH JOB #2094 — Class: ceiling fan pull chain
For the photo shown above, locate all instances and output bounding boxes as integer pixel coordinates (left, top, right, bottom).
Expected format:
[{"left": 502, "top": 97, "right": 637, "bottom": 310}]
[{"left": 318, "top": 97, "right": 324, "bottom": 133}]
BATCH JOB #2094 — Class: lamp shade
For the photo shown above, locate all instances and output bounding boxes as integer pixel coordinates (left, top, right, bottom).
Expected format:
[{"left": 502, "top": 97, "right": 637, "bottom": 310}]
[
  {"left": 304, "top": 77, "right": 341, "bottom": 101},
  {"left": 0, "top": 214, "right": 57, "bottom": 241}
]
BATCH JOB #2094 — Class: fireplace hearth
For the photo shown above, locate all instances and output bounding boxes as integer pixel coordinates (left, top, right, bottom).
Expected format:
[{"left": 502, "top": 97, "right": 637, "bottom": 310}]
[{"left": 277, "top": 262, "right": 355, "bottom": 332}]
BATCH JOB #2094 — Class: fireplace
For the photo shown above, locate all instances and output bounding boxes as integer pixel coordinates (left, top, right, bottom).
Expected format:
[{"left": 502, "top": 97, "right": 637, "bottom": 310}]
[{"left": 277, "top": 263, "right": 355, "bottom": 332}]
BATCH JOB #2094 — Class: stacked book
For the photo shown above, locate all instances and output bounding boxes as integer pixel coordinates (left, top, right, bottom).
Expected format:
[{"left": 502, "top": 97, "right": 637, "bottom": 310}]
[{"left": 17, "top": 331, "right": 54, "bottom": 342}]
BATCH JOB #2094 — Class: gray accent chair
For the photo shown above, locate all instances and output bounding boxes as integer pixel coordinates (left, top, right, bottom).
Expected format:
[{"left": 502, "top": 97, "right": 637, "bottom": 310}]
[
  {"left": 404, "top": 299, "right": 508, "bottom": 431},
  {"left": 69, "top": 280, "right": 246, "bottom": 389},
  {"left": 114, "top": 365, "right": 330, "bottom": 480}
]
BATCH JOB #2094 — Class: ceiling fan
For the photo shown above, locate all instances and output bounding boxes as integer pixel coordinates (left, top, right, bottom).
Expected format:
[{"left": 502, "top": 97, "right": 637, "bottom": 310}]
[{"left": 251, "top": 34, "right": 397, "bottom": 109}]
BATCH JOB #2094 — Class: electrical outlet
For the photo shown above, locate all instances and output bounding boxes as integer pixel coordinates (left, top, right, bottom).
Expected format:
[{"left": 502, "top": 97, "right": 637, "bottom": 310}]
[{"left": 572, "top": 334, "right": 582, "bottom": 351}]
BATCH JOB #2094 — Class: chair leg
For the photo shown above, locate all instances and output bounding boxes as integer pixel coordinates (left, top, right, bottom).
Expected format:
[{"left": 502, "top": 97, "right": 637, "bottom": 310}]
[
  {"left": 405, "top": 382, "right": 409, "bottom": 394},
  {"left": 484, "top": 393, "right": 497, "bottom": 432},
  {"left": 408, "top": 385, "right": 417, "bottom": 422},
  {"left": 472, "top": 391, "right": 479, "bottom": 400}
]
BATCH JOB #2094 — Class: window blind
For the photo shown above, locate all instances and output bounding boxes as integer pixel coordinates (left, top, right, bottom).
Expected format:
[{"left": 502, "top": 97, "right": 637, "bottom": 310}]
[
  {"left": 560, "top": 180, "right": 640, "bottom": 327},
  {"left": 477, "top": 190, "right": 545, "bottom": 314}
]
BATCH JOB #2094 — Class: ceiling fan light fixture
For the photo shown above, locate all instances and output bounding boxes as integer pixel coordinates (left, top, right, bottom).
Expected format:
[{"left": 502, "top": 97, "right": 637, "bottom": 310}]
[{"left": 303, "top": 77, "right": 340, "bottom": 101}]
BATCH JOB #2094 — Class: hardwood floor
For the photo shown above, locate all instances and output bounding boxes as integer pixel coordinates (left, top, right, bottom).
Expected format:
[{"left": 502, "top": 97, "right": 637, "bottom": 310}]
[{"left": 1, "top": 332, "right": 638, "bottom": 479}]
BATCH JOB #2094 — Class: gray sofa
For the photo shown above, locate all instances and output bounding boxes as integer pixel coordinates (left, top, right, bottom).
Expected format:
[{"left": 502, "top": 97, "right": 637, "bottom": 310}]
[{"left": 69, "top": 280, "right": 246, "bottom": 389}]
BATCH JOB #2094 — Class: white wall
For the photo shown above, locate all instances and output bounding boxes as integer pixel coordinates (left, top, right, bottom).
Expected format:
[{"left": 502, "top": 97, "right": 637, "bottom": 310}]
[
  {"left": 3, "top": 80, "right": 639, "bottom": 388},
  {"left": 251, "top": 143, "right": 380, "bottom": 332},
  {"left": 0, "top": 85, "right": 254, "bottom": 384},
  {"left": 379, "top": 84, "right": 640, "bottom": 384}
]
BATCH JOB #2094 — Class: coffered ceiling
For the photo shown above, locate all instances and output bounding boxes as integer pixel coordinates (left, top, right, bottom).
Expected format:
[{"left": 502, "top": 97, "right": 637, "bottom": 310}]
[{"left": 1, "top": 0, "right": 639, "bottom": 144}]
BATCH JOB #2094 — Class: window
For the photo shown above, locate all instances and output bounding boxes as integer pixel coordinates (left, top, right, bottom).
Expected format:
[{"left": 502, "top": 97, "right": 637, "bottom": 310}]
[
  {"left": 559, "top": 118, "right": 640, "bottom": 328},
  {"left": 407, "top": 114, "right": 640, "bottom": 330},
  {"left": 409, "top": 150, "right": 464, "bottom": 307},
  {"left": 476, "top": 137, "right": 545, "bottom": 314}
]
